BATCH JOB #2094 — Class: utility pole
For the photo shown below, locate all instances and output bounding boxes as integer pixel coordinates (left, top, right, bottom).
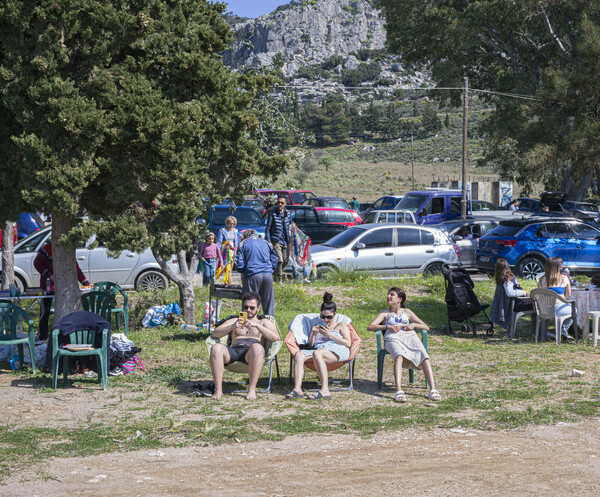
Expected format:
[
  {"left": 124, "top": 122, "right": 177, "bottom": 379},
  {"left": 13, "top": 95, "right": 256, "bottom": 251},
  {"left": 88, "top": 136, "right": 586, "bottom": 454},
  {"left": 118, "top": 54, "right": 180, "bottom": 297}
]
[
  {"left": 411, "top": 132, "right": 415, "bottom": 190},
  {"left": 461, "top": 77, "right": 469, "bottom": 220}
]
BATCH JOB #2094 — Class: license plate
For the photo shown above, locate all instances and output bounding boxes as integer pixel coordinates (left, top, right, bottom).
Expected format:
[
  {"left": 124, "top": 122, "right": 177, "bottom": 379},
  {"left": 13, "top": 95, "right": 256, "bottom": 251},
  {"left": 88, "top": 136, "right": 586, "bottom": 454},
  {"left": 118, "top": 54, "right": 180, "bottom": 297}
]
[{"left": 479, "top": 256, "right": 490, "bottom": 263}]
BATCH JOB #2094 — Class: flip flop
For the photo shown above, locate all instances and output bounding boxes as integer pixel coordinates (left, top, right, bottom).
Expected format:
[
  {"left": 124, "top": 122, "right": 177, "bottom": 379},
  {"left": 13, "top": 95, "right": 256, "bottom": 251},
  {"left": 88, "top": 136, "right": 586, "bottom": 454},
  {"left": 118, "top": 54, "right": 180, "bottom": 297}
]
[
  {"left": 285, "top": 390, "right": 304, "bottom": 399},
  {"left": 308, "top": 392, "right": 332, "bottom": 400}
]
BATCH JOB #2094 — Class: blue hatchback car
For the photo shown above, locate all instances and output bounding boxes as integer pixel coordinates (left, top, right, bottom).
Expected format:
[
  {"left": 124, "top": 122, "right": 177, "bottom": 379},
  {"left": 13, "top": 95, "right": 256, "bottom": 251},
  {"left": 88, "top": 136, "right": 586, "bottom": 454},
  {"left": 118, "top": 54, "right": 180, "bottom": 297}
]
[{"left": 476, "top": 217, "right": 600, "bottom": 279}]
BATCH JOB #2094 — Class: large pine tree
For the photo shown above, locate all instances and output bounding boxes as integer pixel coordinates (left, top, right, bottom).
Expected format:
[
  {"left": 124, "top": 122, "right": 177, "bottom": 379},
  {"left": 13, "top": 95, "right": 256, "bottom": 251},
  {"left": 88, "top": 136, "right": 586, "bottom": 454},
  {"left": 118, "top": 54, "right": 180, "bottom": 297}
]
[{"left": 0, "top": 0, "right": 288, "bottom": 322}]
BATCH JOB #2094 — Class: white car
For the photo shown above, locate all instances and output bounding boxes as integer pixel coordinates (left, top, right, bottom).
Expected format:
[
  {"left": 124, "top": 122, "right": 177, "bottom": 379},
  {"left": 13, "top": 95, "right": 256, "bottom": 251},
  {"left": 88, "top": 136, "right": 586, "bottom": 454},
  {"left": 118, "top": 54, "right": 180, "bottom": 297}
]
[
  {"left": 311, "top": 223, "right": 459, "bottom": 278},
  {"left": 6, "top": 226, "right": 178, "bottom": 292}
]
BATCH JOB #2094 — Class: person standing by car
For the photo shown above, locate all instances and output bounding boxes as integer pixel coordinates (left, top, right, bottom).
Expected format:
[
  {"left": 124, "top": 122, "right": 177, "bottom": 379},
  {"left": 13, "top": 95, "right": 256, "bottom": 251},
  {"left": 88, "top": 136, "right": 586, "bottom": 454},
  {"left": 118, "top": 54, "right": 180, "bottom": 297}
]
[
  {"left": 265, "top": 195, "right": 292, "bottom": 283},
  {"left": 34, "top": 241, "right": 90, "bottom": 341},
  {"left": 236, "top": 229, "right": 278, "bottom": 317},
  {"left": 216, "top": 216, "right": 240, "bottom": 251},
  {"left": 349, "top": 196, "right": 360, "bottom": 213}
]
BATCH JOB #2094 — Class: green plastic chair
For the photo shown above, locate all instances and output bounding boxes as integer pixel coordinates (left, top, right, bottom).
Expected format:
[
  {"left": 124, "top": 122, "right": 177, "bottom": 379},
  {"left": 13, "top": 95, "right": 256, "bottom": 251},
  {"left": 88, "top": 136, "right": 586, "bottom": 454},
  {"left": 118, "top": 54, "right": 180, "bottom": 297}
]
[
  {"left": 376, "top": 329, "right": 428, "bottom": 390},
  {"left": 205, "top": 315, "right": 282, "bottom": 394},
  {"left": 0, "top": 303, "right": 36, "bottom": 372},
  {"left": 51, "top": 327, "right": 108, "bottom": 390},
  {"left": 94, "top": 282, "right": 129, "bottom": 335},
  {"left": 81, "top": 291, "right": 117, "bottom": 324}
]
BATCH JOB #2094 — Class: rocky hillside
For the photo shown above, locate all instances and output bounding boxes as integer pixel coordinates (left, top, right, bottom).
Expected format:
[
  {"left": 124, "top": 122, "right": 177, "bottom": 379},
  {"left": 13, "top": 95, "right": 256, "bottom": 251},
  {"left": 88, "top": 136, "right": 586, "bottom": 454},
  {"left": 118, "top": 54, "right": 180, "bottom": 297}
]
[{"left": 223, "top": 0, "right": 387, "bottom": 77}]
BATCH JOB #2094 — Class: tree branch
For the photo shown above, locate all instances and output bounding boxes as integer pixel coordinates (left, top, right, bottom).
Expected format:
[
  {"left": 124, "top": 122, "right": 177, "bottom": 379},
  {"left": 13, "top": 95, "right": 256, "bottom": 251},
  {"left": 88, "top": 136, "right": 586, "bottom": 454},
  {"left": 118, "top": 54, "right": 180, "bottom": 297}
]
[{"left": 536, "top": 2, "right": 571, "bottom": 58}]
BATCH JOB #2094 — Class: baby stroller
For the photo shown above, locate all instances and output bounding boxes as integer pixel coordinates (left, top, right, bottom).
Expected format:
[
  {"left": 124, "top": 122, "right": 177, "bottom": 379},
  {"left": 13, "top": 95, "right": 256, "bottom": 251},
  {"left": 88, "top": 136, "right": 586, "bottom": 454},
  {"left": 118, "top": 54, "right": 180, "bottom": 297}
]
[{"left": 442, "top": 263, "right": 494, "bottom": 337}]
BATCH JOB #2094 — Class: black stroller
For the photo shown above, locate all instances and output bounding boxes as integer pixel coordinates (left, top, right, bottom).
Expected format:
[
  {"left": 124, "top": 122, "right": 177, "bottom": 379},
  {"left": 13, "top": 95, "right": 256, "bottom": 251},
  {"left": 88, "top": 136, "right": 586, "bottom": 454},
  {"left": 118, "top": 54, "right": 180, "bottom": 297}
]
[{"left": 442, "top": 264, "right": 494, "bottom": 337}]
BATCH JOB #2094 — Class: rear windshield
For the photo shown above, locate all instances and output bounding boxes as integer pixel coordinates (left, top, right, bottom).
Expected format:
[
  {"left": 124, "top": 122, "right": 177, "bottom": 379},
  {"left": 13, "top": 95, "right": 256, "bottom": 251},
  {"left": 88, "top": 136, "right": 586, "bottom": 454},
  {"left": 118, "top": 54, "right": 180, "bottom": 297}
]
[
  {"left": 488, "top": 224, "right": 523, "bottom": 237},
  {"left": 290, "top": 192, "right": 314, "bottom": 203},
  {"left": 213, "top": 208, "right": 264, "bottom": 226},
  {"left": 395, "top": 193, "right": 429, "bottom": 212},
  {"left": 323, "top": 226, "right": 365, "bottom": 248}
]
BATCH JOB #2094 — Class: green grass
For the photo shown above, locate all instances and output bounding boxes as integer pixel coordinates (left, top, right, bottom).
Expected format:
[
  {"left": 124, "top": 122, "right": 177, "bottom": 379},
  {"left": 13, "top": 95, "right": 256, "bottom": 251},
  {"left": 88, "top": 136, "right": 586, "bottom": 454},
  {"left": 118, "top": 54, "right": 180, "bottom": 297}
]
[{"left": 1, "top": 274, "right": 600, "bottom": 481}]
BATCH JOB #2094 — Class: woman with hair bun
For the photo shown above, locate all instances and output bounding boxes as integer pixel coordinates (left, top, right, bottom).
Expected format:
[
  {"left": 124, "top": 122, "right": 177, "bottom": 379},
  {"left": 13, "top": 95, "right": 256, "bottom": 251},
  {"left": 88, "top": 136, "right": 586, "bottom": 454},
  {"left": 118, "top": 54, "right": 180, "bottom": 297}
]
[
  {"left": 286, "top": 292, "right": 351, "bottom": 400},
  {"left": 368, "top": 287, "right": 441, "bottom": 403}
]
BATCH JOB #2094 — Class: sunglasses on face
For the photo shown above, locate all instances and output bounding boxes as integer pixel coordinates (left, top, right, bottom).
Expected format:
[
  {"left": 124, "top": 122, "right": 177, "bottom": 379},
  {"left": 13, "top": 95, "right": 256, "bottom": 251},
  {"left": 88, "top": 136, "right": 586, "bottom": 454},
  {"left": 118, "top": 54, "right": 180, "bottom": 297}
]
[
  {"left": 319, "top": 314, "right": 334, "bottom": 320},
  {"left": 243, "top": 305, "right": 256, "bottom": 310}
]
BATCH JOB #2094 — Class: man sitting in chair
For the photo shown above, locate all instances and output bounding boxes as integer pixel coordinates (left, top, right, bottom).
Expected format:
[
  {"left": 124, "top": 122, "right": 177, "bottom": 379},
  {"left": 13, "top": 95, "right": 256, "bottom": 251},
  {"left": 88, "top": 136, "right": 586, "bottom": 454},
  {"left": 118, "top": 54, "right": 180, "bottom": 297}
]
[{"left": 209, "top": 292, "right": 279, "bottom": 400}]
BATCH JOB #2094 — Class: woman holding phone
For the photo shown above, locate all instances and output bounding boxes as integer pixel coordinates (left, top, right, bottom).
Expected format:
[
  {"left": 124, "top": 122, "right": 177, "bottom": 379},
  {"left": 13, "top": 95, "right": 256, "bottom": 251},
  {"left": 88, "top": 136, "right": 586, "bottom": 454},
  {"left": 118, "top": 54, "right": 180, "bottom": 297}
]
[{"left": 286, "top": 292, "right": 351, "bottom": 400}]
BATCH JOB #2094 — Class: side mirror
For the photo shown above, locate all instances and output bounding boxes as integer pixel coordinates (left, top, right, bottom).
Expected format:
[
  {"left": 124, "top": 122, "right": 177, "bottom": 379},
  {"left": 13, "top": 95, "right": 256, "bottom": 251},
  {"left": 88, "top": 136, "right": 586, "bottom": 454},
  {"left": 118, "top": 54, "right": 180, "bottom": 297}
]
[
  {"left": 452, "top": 235, "right": 463, "bottom": 241},
  {"left": 352, "top": 243, "right": 366, "bottom": 251}
]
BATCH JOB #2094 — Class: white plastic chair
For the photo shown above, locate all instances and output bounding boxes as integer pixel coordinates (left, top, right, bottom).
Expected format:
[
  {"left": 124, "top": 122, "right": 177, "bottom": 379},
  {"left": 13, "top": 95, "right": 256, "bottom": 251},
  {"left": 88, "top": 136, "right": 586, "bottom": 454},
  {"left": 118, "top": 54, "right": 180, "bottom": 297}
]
[
  {"left": 530, "top": 288, "right": 575, "bottom": 344},
  {"left": 508, "top": 296, "right": 536, "bottom": 339},
  {"left": 582, "top": 311, "right": 600, "bottom": 347}
]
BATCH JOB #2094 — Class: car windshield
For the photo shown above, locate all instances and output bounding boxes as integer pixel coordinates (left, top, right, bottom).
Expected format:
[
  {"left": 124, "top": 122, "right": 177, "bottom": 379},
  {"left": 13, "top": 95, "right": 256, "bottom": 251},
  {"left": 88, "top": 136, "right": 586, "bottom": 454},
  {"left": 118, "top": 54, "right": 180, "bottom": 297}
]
[
  {"left": 213, "top": 208, "right": 263, "bottom": 226},
  {"left": 15, "top": 229, "right": 49, "bottom": 254},
  {"left": 362, "top": 212, "right": 376, "bottom": 223},
  {"left": 324, "top": 200, "right": 349, "bottom": 209},
  {"left": 575, "top": 203, "right": 599, "bottom": 212},
  {"left": 291, "top": 192, "right": 313, "bottom": 203},
  {"left": 439, "top": 221, "right": 466, "bottom": 233},
  {"left": 323, "top": 226, "right": 366, "bottom": 248},
  {"left": 395, "top": 193, "right": 429, "bottom": 212}
]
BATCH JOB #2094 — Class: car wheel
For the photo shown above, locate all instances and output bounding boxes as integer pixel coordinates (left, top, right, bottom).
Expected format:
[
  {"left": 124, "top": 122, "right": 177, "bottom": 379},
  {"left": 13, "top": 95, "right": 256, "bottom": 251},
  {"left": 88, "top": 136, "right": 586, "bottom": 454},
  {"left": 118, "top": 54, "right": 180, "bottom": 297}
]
[
  {"left": 517, "top": 257, "right": 545, "bottom": 280},
  {"left": 14, "top": 275, "right": 26, "bottom": 292},
  {"left": 423, "top": 262, "right": 444, "bottom": 276},
  {"left": 135, "top": 270, "right": 169, "bottom": 292},
  {"left": 316, "top": 265, "right": 337, "bottom": 279}
]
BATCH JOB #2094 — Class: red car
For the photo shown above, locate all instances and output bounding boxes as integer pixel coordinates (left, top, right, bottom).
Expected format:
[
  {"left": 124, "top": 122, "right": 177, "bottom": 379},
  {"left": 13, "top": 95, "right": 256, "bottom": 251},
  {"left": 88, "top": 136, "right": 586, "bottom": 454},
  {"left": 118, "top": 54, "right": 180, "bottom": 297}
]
[
  {"left": 314, "top": 207, "right": 362, "bottom": 227},
  {"left": 253, "top": 189, "right": 315, "bottom": 205}
]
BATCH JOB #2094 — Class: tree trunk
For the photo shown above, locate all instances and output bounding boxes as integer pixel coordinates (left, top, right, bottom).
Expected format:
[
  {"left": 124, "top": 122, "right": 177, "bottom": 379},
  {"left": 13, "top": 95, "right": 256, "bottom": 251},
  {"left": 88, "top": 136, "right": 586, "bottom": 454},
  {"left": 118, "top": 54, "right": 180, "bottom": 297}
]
[
  {"left": 560, "top": 168, "right": 592, "bottom": 200},
  {"left": 52, "top": 214, "right": 82, "bottom": 323},
  {"left": 153, "top": 248, "right": 198, "bottom": 325},
  {"left": 1, "top": 221, "right": 14, "bottom": 290}
]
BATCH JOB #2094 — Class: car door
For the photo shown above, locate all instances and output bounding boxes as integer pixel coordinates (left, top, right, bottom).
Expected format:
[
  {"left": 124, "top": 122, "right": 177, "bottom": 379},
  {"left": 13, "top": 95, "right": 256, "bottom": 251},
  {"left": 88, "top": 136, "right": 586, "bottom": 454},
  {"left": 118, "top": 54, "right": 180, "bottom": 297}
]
[
  {"left": 419, "top": 197, "right": 445, "bottom": 224},
  {"left": 395, "top": 227, "right": 433, "bottom": 273},
  {"left": 85, "top": 236, "right": 140, "bottom": 285},
  {"left": 349, "top": 227, "right": 395, "bottom": 274},
  {"left": 537, "top": 223, "right": 573, "bottom": 263},
  {"left": 566, "top": 223, "right": 600, "bottom": 269}
]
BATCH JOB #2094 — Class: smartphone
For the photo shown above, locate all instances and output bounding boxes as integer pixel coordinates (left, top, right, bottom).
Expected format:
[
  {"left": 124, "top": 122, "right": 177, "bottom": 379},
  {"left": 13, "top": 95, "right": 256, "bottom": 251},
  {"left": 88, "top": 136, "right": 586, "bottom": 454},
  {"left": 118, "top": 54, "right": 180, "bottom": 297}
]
[
  {"left": 239, "top": 311, "right": 247, "bottom": 323},
  {"left": 318, "top": 319, "right": 327, "bottom": 329}
]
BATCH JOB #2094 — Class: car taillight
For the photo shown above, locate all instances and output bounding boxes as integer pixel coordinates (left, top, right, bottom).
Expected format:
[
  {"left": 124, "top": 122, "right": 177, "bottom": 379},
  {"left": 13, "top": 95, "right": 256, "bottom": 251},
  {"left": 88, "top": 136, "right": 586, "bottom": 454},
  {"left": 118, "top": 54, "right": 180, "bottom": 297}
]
[
  {"left": 453, "top": 244, "right": 460, "bottom": 258},
  {"left": 495, "top": 240, "right": 518, "bottom": 247}
]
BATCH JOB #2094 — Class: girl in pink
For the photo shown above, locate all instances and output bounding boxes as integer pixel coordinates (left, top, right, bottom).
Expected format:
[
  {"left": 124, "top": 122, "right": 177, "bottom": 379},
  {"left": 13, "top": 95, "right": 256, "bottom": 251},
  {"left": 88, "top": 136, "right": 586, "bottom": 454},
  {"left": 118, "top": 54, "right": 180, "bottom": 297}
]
[{"left": 199, "top": 232, "right": 223, "bottom": 285}]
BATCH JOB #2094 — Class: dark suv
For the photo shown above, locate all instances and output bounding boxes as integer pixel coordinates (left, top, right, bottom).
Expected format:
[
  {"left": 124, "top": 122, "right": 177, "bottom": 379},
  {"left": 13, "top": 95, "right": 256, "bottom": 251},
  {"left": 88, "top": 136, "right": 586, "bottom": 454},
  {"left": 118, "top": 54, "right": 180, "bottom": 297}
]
[{"left": 476, "top": 217, "right": 600, "bottom": 279}]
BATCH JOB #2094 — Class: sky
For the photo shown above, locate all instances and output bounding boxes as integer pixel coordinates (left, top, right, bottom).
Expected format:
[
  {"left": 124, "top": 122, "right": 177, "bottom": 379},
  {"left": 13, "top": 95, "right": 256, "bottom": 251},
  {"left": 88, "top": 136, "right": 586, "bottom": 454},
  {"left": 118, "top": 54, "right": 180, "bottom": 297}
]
[{"left": 223, "top": 0, "right": 290, "bottom": 18}]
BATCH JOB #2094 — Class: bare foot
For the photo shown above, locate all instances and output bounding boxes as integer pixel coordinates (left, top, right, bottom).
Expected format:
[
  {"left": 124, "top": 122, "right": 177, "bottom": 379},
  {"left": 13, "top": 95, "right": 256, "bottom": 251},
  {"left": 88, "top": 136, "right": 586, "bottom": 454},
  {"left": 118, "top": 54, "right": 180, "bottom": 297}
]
[
  {"left": 211, "top": 392, "right": 223, "bottom": 400},
  {"left": 245, "top": 392, "right": 257, "bottom": 401}
]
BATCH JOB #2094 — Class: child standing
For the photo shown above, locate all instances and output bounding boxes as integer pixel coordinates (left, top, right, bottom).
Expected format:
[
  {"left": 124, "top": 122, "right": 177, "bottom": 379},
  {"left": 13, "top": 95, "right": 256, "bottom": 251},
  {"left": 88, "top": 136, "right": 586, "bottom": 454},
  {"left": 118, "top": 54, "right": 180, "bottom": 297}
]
[{"left": 199, "top": 232, "right": 223, "bottom": 286}]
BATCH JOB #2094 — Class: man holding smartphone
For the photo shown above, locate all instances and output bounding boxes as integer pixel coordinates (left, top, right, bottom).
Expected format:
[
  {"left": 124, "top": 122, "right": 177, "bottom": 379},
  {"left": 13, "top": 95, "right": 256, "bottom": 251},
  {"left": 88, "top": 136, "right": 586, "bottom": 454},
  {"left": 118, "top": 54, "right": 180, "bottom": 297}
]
[{"left": 209, "top": 292, "right": 279, "bottom": 400}]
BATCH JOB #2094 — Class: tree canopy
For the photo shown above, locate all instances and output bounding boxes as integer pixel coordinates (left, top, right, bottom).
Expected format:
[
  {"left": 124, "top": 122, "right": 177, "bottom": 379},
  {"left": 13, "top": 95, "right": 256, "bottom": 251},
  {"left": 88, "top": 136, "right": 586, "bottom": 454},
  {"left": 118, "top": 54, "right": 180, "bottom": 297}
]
[
  {"left": 376, "top": 0, "right": 600, "bottom": 197},
  {"left": 0, "top": 0, "right": 289, "bottom": 320}
]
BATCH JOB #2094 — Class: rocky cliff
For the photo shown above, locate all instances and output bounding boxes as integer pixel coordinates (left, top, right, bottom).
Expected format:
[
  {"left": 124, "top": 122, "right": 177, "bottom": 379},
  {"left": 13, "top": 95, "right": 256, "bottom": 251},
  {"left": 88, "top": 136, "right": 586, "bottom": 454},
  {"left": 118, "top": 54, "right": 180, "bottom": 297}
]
[{"left": 223, "top": 0, "right": 387, "bottom": 77}]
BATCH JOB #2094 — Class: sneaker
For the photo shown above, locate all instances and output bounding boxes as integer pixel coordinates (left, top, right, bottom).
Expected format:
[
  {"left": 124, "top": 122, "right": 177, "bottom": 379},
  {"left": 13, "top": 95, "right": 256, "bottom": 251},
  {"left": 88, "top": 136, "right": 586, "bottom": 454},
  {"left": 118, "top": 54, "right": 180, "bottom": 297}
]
[
  {"left": 303, "top": 278, "right": 311, "bottom": 283},
  {"left": 109, "top": 367, "right": 123, "bottom": 376},
  {"left": 83, "top": 371, "right": 97, "bottom": 378}
]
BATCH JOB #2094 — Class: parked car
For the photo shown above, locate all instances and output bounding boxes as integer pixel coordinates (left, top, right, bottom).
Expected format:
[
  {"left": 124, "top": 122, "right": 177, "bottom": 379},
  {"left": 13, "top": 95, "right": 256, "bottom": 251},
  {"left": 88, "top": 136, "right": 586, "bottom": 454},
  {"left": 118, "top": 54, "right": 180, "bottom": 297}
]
[
  {"left": 208, "top": 205, "right": 266, "bottom": 238},
  {"left": 302, "top": 196, "right": 350, "bottom": 209},
  {"left": 395, "top": 190, "right": 467, "bottom": 225},
  {"left": 242, "top": 197, "right": 267, "bottom": 217},
  {"left": 265, "top": 205, "right": 348, "bottom": 244},
  {"left": 361, "top": 210, "right": 416, "bottom": 224},
  {"left": 471, "top": 200, "right": 498, "bottom": 211},
  {"left": 500, "top": 197, "right": 540, "bottom": 212},
  {"left": 476, "top": 217, "right": 600, "bottom": 279},
  {"left": 562, "top": 200, "right": 600, "bottom": 219},
  {"left": 309, "top": 223, "right": 459, "bottom": 278},
  {"left": 314, "top": 207, "right": 362, "bottom": 226},
  {"left": 253, "top": 189, "right": 315, "bottom": 205},
  {"left": 364, "top": 195, "right": 404, "bottom": 216},
  {"left": 438, "top": 217, "right": 502, "bottom": 269},
  {"left": 6, "top": 226, "right": 179, "bottom": 292}
]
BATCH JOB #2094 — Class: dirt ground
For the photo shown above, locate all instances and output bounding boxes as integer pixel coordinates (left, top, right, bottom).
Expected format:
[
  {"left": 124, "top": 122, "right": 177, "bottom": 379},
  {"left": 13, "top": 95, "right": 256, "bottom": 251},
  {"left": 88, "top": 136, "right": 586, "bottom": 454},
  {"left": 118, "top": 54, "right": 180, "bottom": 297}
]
[{"left": 4, "top": 419, "right": 600, "bottom": 497}]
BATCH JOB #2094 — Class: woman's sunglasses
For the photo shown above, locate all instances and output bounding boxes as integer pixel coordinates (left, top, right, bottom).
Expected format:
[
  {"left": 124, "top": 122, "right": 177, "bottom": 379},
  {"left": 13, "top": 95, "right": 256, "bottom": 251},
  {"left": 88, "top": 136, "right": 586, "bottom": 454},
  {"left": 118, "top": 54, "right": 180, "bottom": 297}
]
[{"left": 319, "top": 314, "right": 334, "bottom": 320}]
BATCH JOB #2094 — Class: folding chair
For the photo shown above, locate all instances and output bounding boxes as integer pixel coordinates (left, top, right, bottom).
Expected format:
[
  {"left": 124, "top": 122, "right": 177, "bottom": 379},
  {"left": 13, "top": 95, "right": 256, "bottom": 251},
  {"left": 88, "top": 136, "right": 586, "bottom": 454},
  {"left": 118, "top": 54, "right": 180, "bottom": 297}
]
[
  {"left": 284, "top": 313, "right": 362, "bottom": 392},
  {"left": 205, "top": 315, "right": 282, "bottom": 394},
  {"left": 376, "top": 329, "right": 428, "bottom": 390}
]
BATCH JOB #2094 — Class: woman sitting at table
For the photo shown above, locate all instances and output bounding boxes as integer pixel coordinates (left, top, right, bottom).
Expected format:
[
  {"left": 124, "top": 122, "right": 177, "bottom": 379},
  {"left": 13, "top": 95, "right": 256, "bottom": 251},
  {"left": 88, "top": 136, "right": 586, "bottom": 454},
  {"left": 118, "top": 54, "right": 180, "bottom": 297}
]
[
  {"left": 538, "top": 257, "right": 573, "bottom": 340},
  {"left": 286, "top": 292, "right": 351, "bottom": 400},
  {"left": 491, "top": 258, "right": 534, "bottom": 331},
  {"left": 367, "top": 287, "right": 441, "bottom": 403}
]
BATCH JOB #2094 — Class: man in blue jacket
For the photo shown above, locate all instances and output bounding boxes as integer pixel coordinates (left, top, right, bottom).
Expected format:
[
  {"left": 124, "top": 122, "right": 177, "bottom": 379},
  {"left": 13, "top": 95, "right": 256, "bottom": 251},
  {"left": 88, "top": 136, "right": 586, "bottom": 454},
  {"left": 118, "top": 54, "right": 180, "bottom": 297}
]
[
  {"left": 265, "top": 195, "right": 292, "bottom": 283},
  {"left": 236, "top": 229, "right": 278, "bottom": 316}
]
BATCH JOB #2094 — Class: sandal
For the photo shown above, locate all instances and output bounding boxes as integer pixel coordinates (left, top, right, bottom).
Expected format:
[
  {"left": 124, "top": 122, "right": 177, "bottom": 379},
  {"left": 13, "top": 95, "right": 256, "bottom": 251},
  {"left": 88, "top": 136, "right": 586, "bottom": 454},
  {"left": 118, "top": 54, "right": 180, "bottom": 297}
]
[
  {"left": 307, "top": 392, "right": 332, "bottom": 400},
  {"left": 394, "top": 390, "right": 407, "bottom": 403},
  {"left": 428, "top": 389, "right": 442, "bottom": 401},
  {"left": 285, "top": 390, "right": 304, "bottom": 399}
]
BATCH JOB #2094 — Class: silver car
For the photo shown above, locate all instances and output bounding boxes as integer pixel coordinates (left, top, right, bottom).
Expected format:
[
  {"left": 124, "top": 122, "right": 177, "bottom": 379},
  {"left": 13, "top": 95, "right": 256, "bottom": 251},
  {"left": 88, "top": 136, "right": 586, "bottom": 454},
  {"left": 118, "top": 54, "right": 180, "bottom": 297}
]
[
  {"left": 6, "top": 226, "right": 178, "bottom": 292},
  {"left": 438, "top": 218, "right": 501, "bottom": 269},
  {"left": 311, "top": 224, "right": 459, "bottom": 278}
]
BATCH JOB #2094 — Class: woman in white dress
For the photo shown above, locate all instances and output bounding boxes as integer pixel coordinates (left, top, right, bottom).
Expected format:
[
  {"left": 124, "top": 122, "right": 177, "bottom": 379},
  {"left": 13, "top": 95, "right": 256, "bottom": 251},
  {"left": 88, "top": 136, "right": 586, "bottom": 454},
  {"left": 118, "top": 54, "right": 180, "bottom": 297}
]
[{"left": 368, "top": 287, "right": 441, "bottom": 403}]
